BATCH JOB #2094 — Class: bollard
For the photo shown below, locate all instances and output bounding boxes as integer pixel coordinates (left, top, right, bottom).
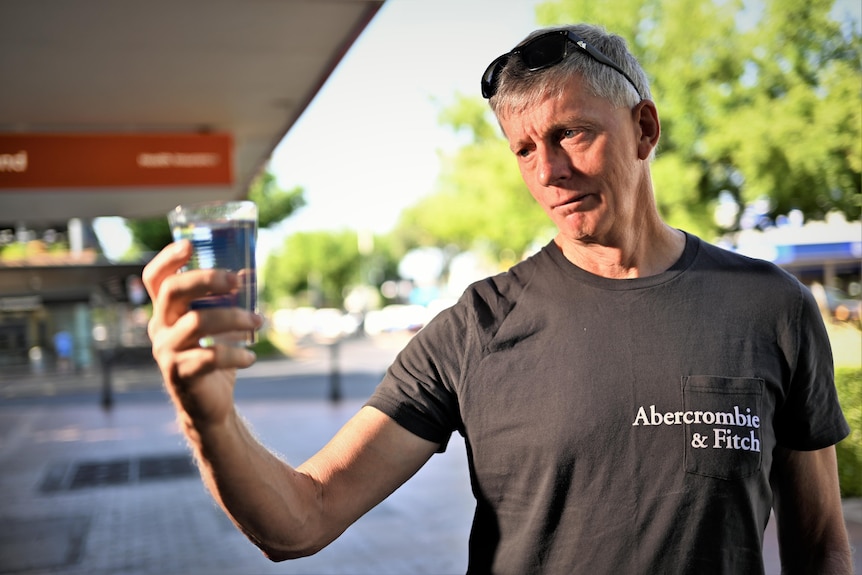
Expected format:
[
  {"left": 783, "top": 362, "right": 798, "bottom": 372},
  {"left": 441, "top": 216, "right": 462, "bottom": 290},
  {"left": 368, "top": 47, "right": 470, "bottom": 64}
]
[
  {"left": 328, "top": 340, "right": 342, "bottom": 403},
  {"left": 100, "top": 348, "right": 114, "bottom": 410}
]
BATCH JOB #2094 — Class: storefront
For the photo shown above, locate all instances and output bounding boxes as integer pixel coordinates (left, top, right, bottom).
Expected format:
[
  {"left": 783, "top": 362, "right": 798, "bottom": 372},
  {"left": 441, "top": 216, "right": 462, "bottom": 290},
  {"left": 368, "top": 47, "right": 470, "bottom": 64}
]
[{"left": 0, "top": 254, "right": 147, "bottom": 369}]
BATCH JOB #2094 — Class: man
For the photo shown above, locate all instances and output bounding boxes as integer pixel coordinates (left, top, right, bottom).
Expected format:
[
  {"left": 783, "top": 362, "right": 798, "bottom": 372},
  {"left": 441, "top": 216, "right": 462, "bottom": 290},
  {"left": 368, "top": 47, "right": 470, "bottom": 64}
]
[{"left": 143, "top": 23, "right": 851, "bottom": 574}]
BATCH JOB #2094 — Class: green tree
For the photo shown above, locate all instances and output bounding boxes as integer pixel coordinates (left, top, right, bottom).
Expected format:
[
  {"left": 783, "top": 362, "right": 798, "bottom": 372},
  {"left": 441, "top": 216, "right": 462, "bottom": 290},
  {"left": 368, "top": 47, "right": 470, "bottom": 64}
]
[
  {"left": 536, "top": 0, "right": 861, "bottom": 232},
  {"left": 394, "top": 94, "right": 552, "bottom": 259},
  {"left": 125, "top": 216, "right": 172, "bottom": 255},
  {"left": 247, "top": 170, "right": 305, "bottom": 229},
  {"left": 125, "top": 168, "right": 305, "bottom": 255},
  {"left": 264, "top": 229, "right": 404, "bottom": 309},
  {"left": 263, "top": 230, "right": 359, "bottom": 308},
  {"left": 399, "top": 0, "right": 860, "bottom": 259}
]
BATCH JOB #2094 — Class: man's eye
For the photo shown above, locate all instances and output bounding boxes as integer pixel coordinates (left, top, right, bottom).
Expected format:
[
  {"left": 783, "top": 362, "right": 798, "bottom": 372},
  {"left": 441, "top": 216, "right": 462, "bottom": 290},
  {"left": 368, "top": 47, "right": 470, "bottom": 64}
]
[
  {"left": 563, "top": 129, "right": 578, "bottom": 139},
  {"left": 516, "top": 148, "right": 532, "bottom": 158}
]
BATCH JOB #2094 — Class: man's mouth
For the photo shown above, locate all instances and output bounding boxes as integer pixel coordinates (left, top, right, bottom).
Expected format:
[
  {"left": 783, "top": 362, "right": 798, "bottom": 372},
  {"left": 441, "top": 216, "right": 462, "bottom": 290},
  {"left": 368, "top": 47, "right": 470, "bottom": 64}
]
[{"left": 553, "top": 193, "right": 591, "bottom": 210}]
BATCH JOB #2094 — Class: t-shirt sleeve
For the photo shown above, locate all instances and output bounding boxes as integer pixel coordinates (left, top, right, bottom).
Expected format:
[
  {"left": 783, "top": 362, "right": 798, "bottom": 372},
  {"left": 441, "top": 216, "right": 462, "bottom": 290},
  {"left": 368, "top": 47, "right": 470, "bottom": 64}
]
[
  {"left": 773, "top": 281, "right": 850, "bottom": 450},
  {"left": 365, "top": 302, "right": 468, "bottom": 452}
]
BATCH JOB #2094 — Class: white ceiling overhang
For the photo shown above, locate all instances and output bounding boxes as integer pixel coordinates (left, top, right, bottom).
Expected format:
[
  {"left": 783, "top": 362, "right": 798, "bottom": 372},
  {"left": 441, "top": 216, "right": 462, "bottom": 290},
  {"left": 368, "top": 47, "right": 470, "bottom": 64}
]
[{"left": 0, "top": 0, "right": 384, "bottom": 225}]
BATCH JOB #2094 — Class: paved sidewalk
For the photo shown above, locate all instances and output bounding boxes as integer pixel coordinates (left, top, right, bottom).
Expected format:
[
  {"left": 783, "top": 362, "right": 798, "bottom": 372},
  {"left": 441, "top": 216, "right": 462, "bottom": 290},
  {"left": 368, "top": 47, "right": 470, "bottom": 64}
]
[
  {"left": 1, "top": 336, "right": 860, "bottom": 574},
  {"left": 0, "top": 398, "right": 474, "bottom": 575},
  {"left": 0, "top": 337, "right": 475, "bottom": 575}
]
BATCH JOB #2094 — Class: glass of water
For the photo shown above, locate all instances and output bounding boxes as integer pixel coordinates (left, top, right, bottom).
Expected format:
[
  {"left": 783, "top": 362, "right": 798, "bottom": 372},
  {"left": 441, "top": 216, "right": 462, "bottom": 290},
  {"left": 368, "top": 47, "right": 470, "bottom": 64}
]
[{"left": 167, "top": 200, "right": 258, "bottom": 347}]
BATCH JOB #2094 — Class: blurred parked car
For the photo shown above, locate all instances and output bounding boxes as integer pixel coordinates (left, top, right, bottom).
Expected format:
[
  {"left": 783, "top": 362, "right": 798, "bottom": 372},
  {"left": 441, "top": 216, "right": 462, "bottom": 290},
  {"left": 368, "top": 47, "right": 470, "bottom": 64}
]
[
  {"left": 364, "top": 305, "right": 430, "bottom": 336},
  {"left": 824, "top": 286, "right": 861, "bottom": 324},
  {"left": 271, "top": 307, "right": 359, "bottom": 343}
]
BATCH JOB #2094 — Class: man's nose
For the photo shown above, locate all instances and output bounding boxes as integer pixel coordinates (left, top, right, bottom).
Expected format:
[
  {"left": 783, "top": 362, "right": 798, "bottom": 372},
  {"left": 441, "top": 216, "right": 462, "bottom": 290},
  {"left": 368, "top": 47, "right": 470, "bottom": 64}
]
[{"left": 536, "top": 146, "right": 572, "bottom": 187}]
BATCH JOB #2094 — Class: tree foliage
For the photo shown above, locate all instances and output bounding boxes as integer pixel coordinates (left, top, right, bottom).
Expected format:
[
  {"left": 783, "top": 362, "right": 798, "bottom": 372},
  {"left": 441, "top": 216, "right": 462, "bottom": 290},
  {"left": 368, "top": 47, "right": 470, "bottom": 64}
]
[
  {"left": 396, "top": 0, "right": 860, "bottom": 258},
  {"left": 125, "top": 215, "right": 172, "bottom": 254},
  {"left": 247, "top": 170, "right": 305, "bottom": 229},
  {"left": 536, "top": 0, "right": 861, "bottom": 233},
  {"left": 394, "top": 94, "right": 553, "bottom": 258},
  {"left": 263, "top": 230, "right": 402, "bottom": 309}
]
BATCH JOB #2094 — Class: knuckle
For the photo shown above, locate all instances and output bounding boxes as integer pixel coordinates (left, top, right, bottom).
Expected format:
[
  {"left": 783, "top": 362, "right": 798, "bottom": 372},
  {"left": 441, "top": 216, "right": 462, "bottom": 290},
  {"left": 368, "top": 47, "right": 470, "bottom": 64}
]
[
  {"left": 146, "top": 317, "right": 160, "bottom": 340},
  {"left": 150, "top": 332, "right": 174, "bottom": 366},
  {"left": 158, "top": 273, "right": 182, "bottom": 297},
  {"left": 176, "top": 348, "right": 218, "bottom": 381},
  {"left": 141, "top": 262, "right": 158, "bottom": 290},
  {"left": 185, "top": 310, "right": 206, "bottom": 335}
]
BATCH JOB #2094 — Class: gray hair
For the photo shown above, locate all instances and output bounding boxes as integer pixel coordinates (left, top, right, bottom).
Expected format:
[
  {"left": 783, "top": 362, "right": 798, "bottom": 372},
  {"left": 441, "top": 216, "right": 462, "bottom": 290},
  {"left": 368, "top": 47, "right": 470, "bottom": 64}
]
[{"left": 489, "top": 23, "right": 651, "bottom": 118}]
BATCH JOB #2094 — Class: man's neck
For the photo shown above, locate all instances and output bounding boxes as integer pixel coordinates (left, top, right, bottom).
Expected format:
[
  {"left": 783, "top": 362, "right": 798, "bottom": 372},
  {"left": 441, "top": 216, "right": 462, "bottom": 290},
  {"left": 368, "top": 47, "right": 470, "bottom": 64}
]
[{"left": 555, "top": 224, "right": 686, "bottom": 279}]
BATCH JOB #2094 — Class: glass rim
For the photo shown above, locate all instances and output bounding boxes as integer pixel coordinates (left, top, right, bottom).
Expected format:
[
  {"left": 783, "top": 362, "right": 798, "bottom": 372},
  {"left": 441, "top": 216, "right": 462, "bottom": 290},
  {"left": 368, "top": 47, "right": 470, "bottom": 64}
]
[{"left": 168, "top": 199, "right": 257, "bottom": 225}]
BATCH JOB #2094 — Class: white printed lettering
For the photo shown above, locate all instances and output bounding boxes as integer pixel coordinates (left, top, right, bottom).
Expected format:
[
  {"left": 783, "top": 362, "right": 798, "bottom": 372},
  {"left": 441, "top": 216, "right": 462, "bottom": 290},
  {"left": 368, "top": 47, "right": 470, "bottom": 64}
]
[
  {"left": 632, "top": 406, "right": 649, "bottom": 426},
  {"left": 713, "top": 428, "right": 761, "bottom": 452},
  {"left": 0, "top": 150, "right": 27, "bottom": 172},
  {"left": 137, "top": 152, "right": 220, "bottom": 168},
  {"left": 715, "top": 412, "right": 733, "bottom": 425},
  {"left": 650, "top": 405, "right": 663, "bottom": 426},
  {"left": 632, "top": 404, "right": 762, "bottom": 430}
]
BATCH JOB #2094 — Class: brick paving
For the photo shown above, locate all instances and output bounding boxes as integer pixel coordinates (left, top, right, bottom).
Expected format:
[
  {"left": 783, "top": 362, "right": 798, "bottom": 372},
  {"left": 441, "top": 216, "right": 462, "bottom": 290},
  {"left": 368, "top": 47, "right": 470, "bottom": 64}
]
[
  {"left": 0, "top": 397, "right": 476, "bottom": 575},
  {"left": 0, "top": 336, "right": 859, "bottom": 574}
]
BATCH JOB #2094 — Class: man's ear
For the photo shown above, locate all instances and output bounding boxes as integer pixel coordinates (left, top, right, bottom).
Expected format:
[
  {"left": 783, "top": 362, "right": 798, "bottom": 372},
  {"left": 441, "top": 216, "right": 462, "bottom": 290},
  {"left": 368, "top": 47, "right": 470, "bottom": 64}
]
[{"left": 634, "top": 100, "right": 660, "bottom": 160}]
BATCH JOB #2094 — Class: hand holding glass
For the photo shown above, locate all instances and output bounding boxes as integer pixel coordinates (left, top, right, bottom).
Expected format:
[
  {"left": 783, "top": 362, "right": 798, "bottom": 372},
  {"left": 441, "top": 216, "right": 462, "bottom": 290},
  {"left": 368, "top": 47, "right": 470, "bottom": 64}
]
[{"left": 167, "top": 200, "right": 258, "bottom": 347}]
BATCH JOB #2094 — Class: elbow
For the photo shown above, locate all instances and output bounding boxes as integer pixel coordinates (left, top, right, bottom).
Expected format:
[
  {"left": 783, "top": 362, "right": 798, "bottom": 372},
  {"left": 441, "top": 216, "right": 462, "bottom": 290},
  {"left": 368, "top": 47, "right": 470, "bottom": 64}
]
[
  {"left": 260, "top": 548, "right": 311, "bottom": 563},
  {"left": 248, "top": 528, "right": 332, "bottom": 563},
  {"left": 258, "top": 541, "right": 325, "bottom": 563},
  {"left": 228, "top": 470, "right": 338, "bottom": 562}
]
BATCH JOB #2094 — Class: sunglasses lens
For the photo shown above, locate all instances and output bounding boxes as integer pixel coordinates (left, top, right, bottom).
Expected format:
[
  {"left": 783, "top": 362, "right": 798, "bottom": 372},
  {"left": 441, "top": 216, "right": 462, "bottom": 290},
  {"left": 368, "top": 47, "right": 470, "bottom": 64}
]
[
  {"left": 481, "top": 30, "right": 641, "bottom": 100},
  {"left": 520, "top": 33, "right": 568, "bottom": 70},
  {"left": 482, "top": 55, "right": 509, "bottom": 98}
]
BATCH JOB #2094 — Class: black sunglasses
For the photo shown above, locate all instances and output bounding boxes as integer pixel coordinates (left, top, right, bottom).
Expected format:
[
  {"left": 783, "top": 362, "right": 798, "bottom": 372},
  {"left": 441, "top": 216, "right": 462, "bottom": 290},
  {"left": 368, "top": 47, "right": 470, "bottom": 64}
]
[{"left": 481, "top": 30, "right": 643, "bottom": 100}]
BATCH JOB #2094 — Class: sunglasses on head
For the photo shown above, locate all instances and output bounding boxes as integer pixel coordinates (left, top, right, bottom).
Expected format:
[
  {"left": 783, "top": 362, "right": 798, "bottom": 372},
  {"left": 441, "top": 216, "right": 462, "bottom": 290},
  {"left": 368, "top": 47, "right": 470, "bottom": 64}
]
[{"left": 481, "top": 29, "right": 643, "bottom": 100}]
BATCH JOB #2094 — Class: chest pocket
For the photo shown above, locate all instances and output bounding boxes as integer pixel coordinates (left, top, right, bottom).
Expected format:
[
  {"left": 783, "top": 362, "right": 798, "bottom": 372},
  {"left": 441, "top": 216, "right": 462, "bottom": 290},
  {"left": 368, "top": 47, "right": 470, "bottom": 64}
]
[{"left": 683, "top": 376, "right": 764, "bottom": 480}]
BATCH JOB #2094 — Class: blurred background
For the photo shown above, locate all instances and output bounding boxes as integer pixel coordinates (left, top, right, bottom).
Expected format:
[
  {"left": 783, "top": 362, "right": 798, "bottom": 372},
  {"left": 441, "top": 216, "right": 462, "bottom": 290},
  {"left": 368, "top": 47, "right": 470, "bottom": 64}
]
[
  {"left": 1, "top": 0, "right": 860, "bottom": 485},
  {"left": 0, "top": 0, "right": 862, "bottom": 575},
  {"left": 0, "top": 0, "right": 860, "bottom": 572}
]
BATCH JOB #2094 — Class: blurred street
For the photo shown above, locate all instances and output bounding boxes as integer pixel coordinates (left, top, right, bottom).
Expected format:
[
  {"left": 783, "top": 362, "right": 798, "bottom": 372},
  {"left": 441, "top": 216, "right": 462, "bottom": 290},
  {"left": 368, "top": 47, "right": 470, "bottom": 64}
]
[
  {"left": 0, "top": 333, "right": 859, "bottom": 574},
  {"left": 0, "top": 334, "right": 474, "bottom": 575}
]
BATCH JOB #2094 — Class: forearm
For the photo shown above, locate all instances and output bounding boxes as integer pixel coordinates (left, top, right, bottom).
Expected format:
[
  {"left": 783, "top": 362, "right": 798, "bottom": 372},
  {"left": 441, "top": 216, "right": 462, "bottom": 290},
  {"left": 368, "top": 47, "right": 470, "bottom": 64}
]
[
  {"left": 179, "top": 409, "right": 328, "bottom": 560},
  {"left": 777, "top": 514, "right": 851, "bottom": 575},
  {"left": 773, "top": 446, "right": 852, "bottom": 574},
  {"left": 142, "top": 246, "right": 345, "bottom": 559},
  {"left": 780, "top": 548, "right": 852, "bottom": 575}
]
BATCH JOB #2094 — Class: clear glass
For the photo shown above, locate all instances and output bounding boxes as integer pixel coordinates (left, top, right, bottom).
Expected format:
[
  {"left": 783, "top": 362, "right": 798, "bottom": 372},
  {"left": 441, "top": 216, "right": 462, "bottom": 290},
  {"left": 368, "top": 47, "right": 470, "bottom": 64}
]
[{"left": 167, "top": 200, "right": 258, "bottom": 347}]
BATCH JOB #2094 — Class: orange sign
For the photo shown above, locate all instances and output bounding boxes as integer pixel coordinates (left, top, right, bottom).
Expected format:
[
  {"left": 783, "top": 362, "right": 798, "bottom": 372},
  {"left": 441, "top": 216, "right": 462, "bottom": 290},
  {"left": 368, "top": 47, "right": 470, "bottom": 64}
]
[{"left": 0, "top": 133, "right": 233, "bottom": 188}]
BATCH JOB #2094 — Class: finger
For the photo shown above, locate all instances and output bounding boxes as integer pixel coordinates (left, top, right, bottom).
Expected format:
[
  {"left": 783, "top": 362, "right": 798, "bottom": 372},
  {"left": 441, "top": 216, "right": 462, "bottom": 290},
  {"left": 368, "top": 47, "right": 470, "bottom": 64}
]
[
  {"left": 166, "top": 306, "right": 262, "bottom": 352},
  {"left": 142, "top": 240, "right": 192, "bottom": 300},
  {"left": 152, "top": 269, "right": 240, "bottom": 332},
  {"left": 173, "top": 346, "right": 257, "bottom": 381},
  {"left": 150, "top": 312, "right": 258, "bottom": 392}
]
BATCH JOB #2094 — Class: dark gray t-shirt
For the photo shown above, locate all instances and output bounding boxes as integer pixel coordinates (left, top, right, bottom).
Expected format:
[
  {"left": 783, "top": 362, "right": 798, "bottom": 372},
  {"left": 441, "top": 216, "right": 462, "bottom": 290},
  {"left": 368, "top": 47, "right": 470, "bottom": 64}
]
[{"left": 366, "top": 233, "right": 849, "bottom": 574}]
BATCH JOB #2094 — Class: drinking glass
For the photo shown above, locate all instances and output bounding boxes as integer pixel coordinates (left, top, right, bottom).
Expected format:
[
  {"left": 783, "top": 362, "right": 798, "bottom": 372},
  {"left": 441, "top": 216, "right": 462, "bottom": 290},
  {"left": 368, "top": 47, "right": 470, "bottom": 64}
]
[{"left": 167, "top": 200, "right": 258, "bottom": 347}]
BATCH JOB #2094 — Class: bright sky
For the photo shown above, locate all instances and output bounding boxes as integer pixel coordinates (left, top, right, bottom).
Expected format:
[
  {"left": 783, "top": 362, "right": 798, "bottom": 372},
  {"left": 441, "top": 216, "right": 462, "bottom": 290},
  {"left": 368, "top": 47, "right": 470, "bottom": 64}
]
[
  {"left": 98, "top": 0, "right": 859, "bottom": 260},
  {"left": 96, "top": 0, "right": 542, "bottom": 260},
  {"left": 270, "top": 0, "right": 861, "bottom": 241},
  {"left": 268, "top": 0, "right": 543, "bottom": 237}
]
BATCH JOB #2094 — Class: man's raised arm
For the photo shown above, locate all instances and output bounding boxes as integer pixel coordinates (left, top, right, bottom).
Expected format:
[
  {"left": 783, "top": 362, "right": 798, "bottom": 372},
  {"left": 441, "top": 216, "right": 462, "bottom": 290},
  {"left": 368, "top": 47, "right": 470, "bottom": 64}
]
[{"left": 143, "top": 241, "right": 438, "bottom": 560}]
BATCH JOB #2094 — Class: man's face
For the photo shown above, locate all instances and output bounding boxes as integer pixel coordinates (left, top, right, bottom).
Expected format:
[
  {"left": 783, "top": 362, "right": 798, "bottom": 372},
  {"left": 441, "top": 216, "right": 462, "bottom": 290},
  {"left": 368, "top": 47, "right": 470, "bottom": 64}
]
[{"left": 497, "top": 83, "right": 649, "bottom": 247}]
